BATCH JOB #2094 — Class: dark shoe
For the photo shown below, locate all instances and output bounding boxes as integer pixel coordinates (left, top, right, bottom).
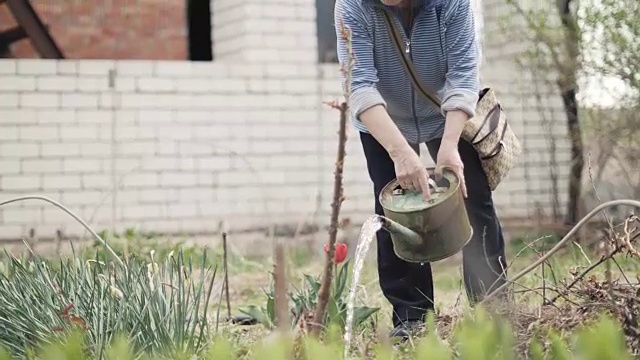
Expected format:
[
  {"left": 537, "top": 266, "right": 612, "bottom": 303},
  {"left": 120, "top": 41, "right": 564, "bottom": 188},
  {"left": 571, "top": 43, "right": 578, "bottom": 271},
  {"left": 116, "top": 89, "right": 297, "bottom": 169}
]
[{"left": 389, "top": 320, "right": 424, "bottom": 341}]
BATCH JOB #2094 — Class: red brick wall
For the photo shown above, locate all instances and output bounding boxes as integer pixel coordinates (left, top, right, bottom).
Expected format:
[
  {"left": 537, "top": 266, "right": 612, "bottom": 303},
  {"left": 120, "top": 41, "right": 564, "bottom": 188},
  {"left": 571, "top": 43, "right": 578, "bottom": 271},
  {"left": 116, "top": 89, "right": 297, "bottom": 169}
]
[{"left": 0, "top": 0, "right": 188, "bottom": 60}]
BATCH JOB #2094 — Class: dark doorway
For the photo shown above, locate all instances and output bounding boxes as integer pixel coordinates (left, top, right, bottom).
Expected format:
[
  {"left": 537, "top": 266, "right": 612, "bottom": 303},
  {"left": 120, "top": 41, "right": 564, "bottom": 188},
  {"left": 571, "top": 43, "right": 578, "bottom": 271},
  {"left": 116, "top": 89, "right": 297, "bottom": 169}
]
[
  {"left": 316, "top": 0, "right": 338, "bottom": 63},
  {"left": 187, "top": 0, "right": 213, "bottom": 61}
]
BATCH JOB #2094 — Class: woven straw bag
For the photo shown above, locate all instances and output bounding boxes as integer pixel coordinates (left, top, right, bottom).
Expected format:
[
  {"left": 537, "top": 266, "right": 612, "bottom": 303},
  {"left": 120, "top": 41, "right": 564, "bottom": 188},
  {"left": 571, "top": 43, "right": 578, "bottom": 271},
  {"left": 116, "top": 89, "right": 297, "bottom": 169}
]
[{"left": 381, "top": 11, "right": 522, "bottom": 191}]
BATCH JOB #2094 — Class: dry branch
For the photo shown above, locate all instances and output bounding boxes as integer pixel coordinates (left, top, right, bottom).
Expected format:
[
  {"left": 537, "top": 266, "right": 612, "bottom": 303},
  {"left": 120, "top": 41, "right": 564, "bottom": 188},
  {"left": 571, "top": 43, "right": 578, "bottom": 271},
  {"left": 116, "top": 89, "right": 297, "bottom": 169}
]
[
  {"left": 481, "top": 199, "right": 640, "bottom": 305},
  {"left": 310, "top": 103, "right": 348, "bottom": 336},
  {"left": 310, "top": 18, "right": 354, "bottom": 336}
]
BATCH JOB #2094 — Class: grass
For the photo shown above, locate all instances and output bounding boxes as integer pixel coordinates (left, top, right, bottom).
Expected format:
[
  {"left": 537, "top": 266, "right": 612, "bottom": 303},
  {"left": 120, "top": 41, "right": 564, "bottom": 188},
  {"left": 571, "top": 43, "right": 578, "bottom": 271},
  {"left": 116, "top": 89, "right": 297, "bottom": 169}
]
[{"left": 0, "top": 224, "right": 638, "bottom": 359}]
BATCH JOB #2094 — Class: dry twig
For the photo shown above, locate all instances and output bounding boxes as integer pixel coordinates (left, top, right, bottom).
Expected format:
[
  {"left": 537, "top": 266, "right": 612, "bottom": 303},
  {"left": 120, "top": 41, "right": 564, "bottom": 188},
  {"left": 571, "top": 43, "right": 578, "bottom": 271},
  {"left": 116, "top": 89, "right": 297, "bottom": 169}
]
[{"left": 310, "top": 18, "right": 353, "bottom": 335}]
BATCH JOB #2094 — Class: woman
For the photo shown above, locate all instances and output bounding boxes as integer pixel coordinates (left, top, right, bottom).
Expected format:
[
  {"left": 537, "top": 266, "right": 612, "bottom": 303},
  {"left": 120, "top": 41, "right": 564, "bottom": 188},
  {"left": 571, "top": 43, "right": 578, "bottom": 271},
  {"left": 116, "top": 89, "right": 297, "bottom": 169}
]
[{"left": 334, "top": 0, "right": 508, "bottom": 339}]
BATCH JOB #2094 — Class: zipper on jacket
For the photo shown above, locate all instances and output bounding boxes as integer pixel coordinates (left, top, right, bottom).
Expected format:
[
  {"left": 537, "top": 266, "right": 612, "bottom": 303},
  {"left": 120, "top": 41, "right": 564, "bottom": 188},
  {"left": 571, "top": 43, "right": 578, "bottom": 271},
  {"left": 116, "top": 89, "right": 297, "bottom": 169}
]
[
  {"left": 405, "top": 39, "right": 421, "bottom": 143},
  {"left": 389, "top": 10, "right": 421, "bottom": 144},
  {"left": 405, "top": 28, "right": 420, "bottom": 144}
]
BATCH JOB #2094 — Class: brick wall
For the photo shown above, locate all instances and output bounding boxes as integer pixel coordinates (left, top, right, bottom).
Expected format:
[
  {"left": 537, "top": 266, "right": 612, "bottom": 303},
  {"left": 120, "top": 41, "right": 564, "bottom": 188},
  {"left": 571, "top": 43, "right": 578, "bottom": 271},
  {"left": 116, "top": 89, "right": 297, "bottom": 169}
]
[
  {"left": 0, "top": 59, "right": 379, "bottom": 239},
  {"left": 0, "top": 0, "right": 187, "bottom": 59}
]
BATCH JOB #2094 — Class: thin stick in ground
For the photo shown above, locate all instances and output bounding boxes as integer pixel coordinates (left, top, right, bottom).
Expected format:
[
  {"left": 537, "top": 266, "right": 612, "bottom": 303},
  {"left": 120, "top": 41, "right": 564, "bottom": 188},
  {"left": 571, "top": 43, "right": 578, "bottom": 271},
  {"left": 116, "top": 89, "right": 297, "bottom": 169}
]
[
  {"left": 273, "top": 240, "right": 288, "bottom": 332},
  {"left": 222, "top": 231, "right": 231, "bottom": 319}
]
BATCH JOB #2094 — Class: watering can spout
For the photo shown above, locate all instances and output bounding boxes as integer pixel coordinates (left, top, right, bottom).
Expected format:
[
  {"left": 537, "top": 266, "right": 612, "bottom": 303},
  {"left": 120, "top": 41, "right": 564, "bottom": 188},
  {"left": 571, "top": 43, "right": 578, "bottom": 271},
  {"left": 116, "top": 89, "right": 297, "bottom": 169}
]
[{"left": 378, "top": 216, "right": 422, "bottom": 247}]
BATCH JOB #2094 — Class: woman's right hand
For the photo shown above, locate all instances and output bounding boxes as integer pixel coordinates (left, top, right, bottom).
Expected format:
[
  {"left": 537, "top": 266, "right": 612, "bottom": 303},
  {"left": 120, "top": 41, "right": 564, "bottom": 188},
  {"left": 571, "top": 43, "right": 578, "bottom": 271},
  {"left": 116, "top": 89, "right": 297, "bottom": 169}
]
[
  {"left": 357, "top": 104, "right": 432, "bottom": 201},
  {"left": 390, "top": 145, "right": 432, "bottom": 201}
]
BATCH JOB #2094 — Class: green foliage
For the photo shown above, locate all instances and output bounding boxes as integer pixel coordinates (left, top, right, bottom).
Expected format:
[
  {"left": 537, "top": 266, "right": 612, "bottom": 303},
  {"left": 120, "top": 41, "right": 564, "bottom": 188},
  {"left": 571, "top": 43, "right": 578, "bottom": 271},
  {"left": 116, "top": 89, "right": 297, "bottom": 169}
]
[
  {"left": 451, "top": 309, "right": 516, "bottom": 360},
  {"left": 582, "top": 0, "right": 640, "bottom": 99},
  {"left": 573, "top": 315, "right": 633, "bottom": 360},
  {"left": 0, "top": 249, "right": 216, "bottom": 359},
  {"left": 239, "top": 260, "right": 379, "bottom": 333},
  {"left": 0, "top": 309, "right": 631, "bottom": 359}
]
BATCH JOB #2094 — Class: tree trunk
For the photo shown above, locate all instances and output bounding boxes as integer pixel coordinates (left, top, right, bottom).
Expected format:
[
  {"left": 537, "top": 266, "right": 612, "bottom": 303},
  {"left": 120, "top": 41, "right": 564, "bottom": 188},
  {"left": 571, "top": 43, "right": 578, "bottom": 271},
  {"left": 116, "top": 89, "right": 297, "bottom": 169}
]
[
  {"left": 561, "top": 87, "right": 584, "bottom": 225},
  {"left": 558, "top": 0, "right": 584, "bottom": 225}
]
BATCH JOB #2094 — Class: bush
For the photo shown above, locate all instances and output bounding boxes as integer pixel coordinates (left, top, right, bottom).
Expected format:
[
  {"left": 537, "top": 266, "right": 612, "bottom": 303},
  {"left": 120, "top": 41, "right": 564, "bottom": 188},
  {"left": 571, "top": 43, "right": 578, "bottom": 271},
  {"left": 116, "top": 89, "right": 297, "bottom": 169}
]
[{"left": 0, "top": 249, "right": 217, "bottom": 359}]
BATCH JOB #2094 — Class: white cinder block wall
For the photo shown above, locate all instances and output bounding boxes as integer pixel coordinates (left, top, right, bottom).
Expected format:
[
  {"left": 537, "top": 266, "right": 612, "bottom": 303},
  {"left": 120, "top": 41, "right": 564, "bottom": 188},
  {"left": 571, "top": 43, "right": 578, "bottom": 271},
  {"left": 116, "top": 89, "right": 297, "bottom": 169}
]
[{"left": 0, "top": 0, "right": 570, "bottom": 241}]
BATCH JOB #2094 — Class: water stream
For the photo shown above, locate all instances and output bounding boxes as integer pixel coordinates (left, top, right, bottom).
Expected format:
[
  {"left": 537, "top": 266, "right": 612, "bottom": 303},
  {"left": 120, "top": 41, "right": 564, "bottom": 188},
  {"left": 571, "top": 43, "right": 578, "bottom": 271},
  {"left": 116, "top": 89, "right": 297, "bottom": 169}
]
[{"left": 343, "top": 215, "right": 382, "bottom": 360}]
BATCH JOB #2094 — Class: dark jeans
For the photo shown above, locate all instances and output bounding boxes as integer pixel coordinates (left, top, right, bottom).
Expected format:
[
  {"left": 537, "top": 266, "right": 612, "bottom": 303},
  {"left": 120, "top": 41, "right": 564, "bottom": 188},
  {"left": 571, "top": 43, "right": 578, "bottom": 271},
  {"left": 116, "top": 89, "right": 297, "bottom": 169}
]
[{"left": 360, "top": 132, "right": 508, "bottom": 327}]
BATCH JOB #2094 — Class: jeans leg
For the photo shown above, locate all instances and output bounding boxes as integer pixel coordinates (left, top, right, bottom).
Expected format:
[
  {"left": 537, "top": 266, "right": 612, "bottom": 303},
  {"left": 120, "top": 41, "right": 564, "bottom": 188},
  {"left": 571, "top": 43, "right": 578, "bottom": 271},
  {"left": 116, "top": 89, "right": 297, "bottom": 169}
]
[
  {"left": 360, "top": 132, "right": 435, "bottom": 327},
  {"left": 425, "top": 138, "right": 508, "bottom": 304}
]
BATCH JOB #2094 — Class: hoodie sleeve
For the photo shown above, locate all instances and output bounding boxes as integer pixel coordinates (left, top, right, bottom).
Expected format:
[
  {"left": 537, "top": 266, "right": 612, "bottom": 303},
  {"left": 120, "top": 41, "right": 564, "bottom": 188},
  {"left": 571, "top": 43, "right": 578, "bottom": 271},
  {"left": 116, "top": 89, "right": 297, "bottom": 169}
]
[
  {"left": 440, "top": 0, "right": 481, "bottom": 118},
  {"left": 334, "top": 0, "right": 387, "bottom": 120}
]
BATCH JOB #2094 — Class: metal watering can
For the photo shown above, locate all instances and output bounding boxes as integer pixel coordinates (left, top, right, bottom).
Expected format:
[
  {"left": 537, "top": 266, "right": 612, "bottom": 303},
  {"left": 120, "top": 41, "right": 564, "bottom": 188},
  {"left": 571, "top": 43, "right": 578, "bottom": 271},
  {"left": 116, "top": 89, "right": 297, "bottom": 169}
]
[{"left": 378, "top": 167, "right": 473, "bottom": 263}]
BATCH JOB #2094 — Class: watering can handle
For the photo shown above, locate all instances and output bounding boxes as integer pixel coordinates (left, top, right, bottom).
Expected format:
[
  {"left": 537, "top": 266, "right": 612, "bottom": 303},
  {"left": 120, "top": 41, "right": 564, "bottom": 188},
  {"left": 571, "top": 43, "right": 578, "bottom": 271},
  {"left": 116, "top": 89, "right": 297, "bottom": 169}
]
[{"left": 427, "top": 178, "right": 438, "bottom": 190}]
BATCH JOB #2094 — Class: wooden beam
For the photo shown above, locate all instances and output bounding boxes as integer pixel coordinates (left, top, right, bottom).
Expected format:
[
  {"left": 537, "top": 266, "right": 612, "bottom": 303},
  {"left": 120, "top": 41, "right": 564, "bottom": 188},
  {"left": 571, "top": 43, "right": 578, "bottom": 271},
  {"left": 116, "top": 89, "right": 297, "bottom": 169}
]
[
  {"left": 5, "top": 0, "right": 63, "bottom": 59},
  {"left": 0, "top": 25, "right": 28, "bottom": 45}
]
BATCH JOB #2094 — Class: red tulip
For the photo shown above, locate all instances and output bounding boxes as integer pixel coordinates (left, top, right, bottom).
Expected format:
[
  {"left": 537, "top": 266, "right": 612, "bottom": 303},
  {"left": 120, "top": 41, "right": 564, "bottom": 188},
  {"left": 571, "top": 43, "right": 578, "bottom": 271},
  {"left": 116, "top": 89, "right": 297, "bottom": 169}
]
[{"left": 324, "top": 243, "right": 347, "bottom": 264}]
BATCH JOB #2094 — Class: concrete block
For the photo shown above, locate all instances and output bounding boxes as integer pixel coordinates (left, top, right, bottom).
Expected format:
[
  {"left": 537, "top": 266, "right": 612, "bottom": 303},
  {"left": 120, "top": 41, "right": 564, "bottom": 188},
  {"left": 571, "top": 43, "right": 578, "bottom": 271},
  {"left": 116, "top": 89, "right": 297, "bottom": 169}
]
[
  {"left": 115, "top": 61, "right": 155, "bottom": 76},
  {"left": 0, "top": 160, "right": 20, "bottom": 174},
  {"left": 0, "top": 126, "right": 18, "bottom": 141},
  {"left": 36, "top": 76, "right": 76, "bottom": 91},
  {"left": 1, "top": 175, "right": 41, "bottom": 190},
  {"left": 0, "top": 109, "right": 35, "bottom": 124},
  {"left": 61, "top": 93, "right": 100, "bottom": 108},
  {"left": 0, "top": 60, "right": 16, "bottom": 74},
  {"left": 37, "top": 109, "right": 76, "bottom": 124},
  {"left": 137, "top": 77, "right": 175, "bottom": 92},
  {"left": 139, "top": 110, "right": 174, "bottom": 123},
  {"left": 122, "top": 173, "right": 159, "bottom": 188},
  {"left": 159, "top": 172, "right": 198, "bottom": 187},
  {"left": 3, "top": 208, "right": 42, "bottom": 224},
  {"left": 19, "top": 125, "right": 58, "bottom": 141},
  {"left": 41, "top": 143, "right": 81, "bottom": 157},
  {"left": 154, "top": 61, "right": 193, "bottom": 76},
  {"left": 56, "top": 61, "right": 78, "bottom": 75},
  {"left": 22, "top": 159, "right": 62, "bottom": 174},
  {"left": 19, "top": 93, "right": 59, "bottom": 108},
  {"left": 43, "top": 175, "right": 82, "bottom": 189},
  {"left": 59, "top": 126, "right": 99, "bottom": 141},
  {"left": 118, "top": 141, "right": 158, "bottom": 156},
  {"left": 0, "top": 94, "right": 18, "bottom": 107},
  {"left": 82, "top": 174, "right": 111, "bottom": 189},
  {"left": 1, "top": 143, "right": 39, "bottom": 157},
  {"left": 0, "top": 76, "right": 36, "bottom": 91},
  {"left": 63, "top": 158, "right": 103, "bottom": 173},
  {"left": 77, "top": 60, "right": 115, "bottom": 76},
  {"left": 17, "top": 60, "right": 57, "bottom": 75},
  {"left": 122, "top": 205, "right": 163, "bottom": 219},
  {"left": 115, "top": 77, "right": 136, "bottom": 92},
  {"left": 77, "top": 77, "right": 110, "bottom": 91}
]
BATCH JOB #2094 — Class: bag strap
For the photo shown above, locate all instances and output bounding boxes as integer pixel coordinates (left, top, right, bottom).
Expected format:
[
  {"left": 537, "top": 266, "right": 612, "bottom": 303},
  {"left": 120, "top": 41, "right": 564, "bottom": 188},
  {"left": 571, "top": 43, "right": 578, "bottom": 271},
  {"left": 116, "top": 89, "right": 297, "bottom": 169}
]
[{"left": 381, "top": 9, "right": 442, "bottom": 108}]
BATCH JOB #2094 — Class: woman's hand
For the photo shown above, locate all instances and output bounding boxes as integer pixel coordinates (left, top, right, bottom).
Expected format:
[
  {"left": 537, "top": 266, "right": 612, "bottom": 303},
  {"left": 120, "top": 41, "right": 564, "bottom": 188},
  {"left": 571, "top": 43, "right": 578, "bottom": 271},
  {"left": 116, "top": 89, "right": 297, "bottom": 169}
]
[
  {"left": 435, "top": 141, "right": 467, "bottom": 198},
  {"left": 390, "top": 145, "right": 432, "bottom": 201}
]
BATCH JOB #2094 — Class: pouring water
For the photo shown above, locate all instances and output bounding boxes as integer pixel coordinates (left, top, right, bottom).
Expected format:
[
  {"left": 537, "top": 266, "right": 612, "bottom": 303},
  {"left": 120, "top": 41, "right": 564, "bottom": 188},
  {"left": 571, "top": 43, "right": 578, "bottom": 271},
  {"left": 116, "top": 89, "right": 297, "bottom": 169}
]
[{"left": 343, "top": 215, "right": 382, "bottom": 359}]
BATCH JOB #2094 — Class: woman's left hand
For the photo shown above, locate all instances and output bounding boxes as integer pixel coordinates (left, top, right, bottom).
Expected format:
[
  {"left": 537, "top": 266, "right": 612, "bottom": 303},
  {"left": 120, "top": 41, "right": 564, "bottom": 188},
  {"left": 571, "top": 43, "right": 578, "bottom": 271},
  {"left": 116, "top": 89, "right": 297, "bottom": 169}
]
[{"left": 435, "top": 142, "right": 467, "bottom": 198}]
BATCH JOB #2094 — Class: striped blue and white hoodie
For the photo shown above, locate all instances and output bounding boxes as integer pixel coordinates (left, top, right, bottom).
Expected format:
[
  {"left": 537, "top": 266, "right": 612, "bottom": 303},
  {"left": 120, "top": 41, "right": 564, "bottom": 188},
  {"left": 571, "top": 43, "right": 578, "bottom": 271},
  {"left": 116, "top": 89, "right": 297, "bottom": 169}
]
[{"left": 334, "top": 0, "right": 480, "bottom": 144}]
